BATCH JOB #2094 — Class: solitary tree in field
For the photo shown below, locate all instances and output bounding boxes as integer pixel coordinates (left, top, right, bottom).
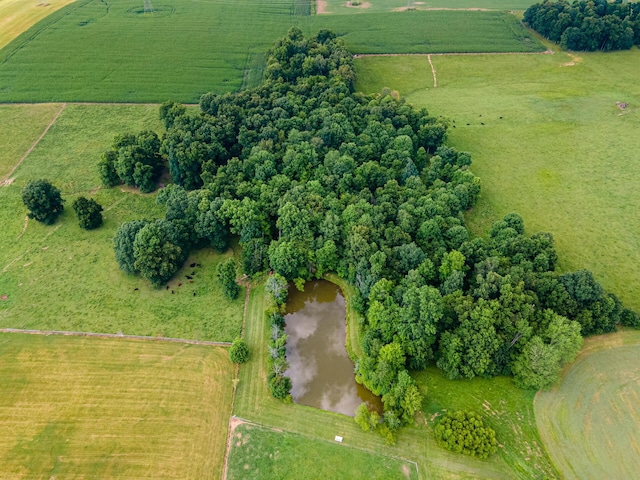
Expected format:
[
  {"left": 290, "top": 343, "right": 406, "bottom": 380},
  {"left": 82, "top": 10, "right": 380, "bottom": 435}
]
[
  {"left": 229, "top": 337, "right": 249, "bottom": 363},
  {"left": 21, "top": 179, "right": 64, "bottom": 225},
  {"left": 72, "top": 196, "right": 103, "bottom": 230}
]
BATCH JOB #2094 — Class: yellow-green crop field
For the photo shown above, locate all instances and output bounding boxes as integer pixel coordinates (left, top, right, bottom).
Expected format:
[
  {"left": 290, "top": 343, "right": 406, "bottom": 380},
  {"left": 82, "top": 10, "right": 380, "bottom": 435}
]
[{"left": 0, "top": 333, "right": 234, "bottom": 479}]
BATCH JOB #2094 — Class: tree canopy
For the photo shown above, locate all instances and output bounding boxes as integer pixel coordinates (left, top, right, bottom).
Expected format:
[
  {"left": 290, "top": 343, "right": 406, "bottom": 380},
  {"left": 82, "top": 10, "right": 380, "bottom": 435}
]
[
  {"left": 110, "top": 28, "right": 637, "bottom": 435},
  {"left": 21, "top": 179, "right": 64, "bottom": 225},
  {"left": 524, "top": 0, "right": 640, "bottom": 51},
  {"left": 72, "top": 196, "right": 103, "bottom": 230}
]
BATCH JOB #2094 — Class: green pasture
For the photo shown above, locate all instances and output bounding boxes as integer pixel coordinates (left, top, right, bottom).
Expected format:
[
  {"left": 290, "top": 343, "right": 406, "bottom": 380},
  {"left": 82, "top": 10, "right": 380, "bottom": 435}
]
[
  {"left": 535, "top": 330, "right": 640, "bottom": 479},
  {"left": 233, "top": 284, "right": 555, "bottom": 479},
  {"left": 417, "top": 369, "right": 558, "bottom": 478},
  {"left": 0, "top": 103, "right": 61, "bottom": 179},
  {"left": 227, "top": 423, "right": 418, "bottom": 479},
  {"left": 355, "top": 49, "right": 640, "bottom": 310},
  {"left": 0, "top": 0, "right": 543, "bottom": 102},
  {"left": 0, "top": 0, "right": 297, "bottom": 103},
  {"left": 0, "top": 333, "right": 234, "bottom": 479},
  {"left": 318, "top": 0, "right": 538, "bottom": 15},
  {"left": 308, "top": 10, "right": 543, "bottom": 54},
  {"left": 0, "top": 104, "right": 244, "bottom": 341}
]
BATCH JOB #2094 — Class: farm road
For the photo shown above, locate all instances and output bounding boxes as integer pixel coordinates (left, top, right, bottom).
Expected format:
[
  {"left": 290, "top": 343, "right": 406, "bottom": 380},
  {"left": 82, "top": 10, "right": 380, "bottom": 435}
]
[{"left": 0, "top": 328, "right": 231, "bottom": 346}]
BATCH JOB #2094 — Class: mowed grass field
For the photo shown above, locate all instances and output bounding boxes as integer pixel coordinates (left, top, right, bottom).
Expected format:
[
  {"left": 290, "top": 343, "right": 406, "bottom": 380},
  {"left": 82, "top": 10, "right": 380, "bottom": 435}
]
[
  {"left": 355, "top": 49, "right": 640, "bottom": 310},
  {"left": 231, "top": 284, "right": 555, "bottom": 479},
  {"left": 535, "top": 330, "right": 640, "bottom": 479},
  {"left": 0, "top": 0, "right": 543, "bottom": 103},
  {"left": 0, "top": 104, "right": 245, "bottom": 340},
  {"left": 0, "top": 333, "right": 234, "bottom": 479},
  {"left": 319, "top": 0, "right": 538, "bottom": 15},
  {"left": 227, "top": 423, "right": 418, "bottom": 479},
  {"left": 0, "top": 0, "right": 76, "bottom": 50}
]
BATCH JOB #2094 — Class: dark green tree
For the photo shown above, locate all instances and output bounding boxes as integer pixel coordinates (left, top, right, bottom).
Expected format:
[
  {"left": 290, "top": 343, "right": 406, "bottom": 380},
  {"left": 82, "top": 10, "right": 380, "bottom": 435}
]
[
  {"left": 97, "top": 150, "right": 121, "bottom": 187},
  {"left": 114, "top": 219, "right": 149, "bottom": 275},
  {"left": 72, "top": 196, "right": 103, "bottom": 230},
  {"left": 218, "top": 258, "right": 240, "bottom": 299},
  {"left": 434, "top": 411, "right": 498, "bottom": 459},
  {"left": 21, "top": 179, "right": 64, "bottom": 225},
  {"left": 133, "top": 222, "right": 183, "bottom": 287},
  {"left": 229, "top": 337, "right": 250, "bottom": 363}
]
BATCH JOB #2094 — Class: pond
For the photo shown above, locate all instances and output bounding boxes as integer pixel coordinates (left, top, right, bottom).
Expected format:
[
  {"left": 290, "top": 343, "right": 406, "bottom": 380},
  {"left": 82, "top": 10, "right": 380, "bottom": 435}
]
[{"left": 284, "top": 279, "right": 382, "bottom": 416}]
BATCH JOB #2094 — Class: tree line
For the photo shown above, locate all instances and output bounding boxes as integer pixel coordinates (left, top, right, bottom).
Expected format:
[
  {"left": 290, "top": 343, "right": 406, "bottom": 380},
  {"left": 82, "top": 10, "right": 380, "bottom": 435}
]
[
  {"left": 524, "top": 0, "right": 640, "bottom": 51},
  {"left": 104, "top": 28, "right": 638, "bottom": 442}
]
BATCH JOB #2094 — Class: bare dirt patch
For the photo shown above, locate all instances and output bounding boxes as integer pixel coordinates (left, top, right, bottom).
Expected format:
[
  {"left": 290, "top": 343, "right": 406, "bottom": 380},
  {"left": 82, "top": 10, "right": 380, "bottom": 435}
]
[
  {"left": 316, "top": 0, "right": 330, "bottom": 14},
  {"left": 401, "top": 464, "right": 411, "bottom": 478}
]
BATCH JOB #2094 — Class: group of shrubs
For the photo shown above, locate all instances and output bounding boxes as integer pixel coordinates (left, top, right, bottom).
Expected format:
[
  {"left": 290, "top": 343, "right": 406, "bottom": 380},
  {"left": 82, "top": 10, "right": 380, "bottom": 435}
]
[{"left": 21, "top": 179, "right": 103, "bottom": 230}]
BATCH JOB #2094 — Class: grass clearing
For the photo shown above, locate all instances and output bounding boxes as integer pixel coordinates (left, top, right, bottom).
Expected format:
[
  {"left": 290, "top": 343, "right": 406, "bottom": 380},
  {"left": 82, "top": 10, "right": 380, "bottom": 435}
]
[
  {"left": 416, "top": 368, "right": 558, "bottom": 478},
  {"left": 0, "top": 1, "right": 543, "bottom": 102},
  {"left": 535, "top": 329, "right": 640, "bottom": 479},
  {"left": 0, "top": 0, "right": 76, "bottom": 50},
  {"left": 0, "top": 104, "right": 244, "bottom": 341},
  {"left": 355, "top": 49, "right": 640, "bottom": 310},
  {"left": 227, "top": 423, "right": 418, "bottom": 479},
  {"left": 0, "top": 333, "right": 234, "bottom": 479}
]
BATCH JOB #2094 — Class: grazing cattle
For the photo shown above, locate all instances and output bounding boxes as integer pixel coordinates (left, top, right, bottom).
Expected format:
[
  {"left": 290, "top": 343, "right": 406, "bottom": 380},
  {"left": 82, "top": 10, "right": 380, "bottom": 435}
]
[
  {"left": 178, "top": 283, "right": 182, "bottom": 287},
  {"left": 195, "top": 263, "right": 201, "bottom": 267},
  {"left": 190, "top": 262, "right": 196, "bottom": 268},
  {"left": 189, "top": 280, "right": 194, "bottom": 283},
  {"left": 191, "top": 271, "right": 196, "bottom": 275},
  {"left": 186, "top": 275, "right": 193, "bottom": 280},
  {"left": 171, "top": 290, "right": 174, "bottom": 294},
  {"left": 166, "top": 285, "right": 169, "bottom": 290},
  {"left": 134, "top": 288, "right": 139, "bottom": 291},
  {"left": 481, "top": 122, "right": 485, "bottom": 125},
  {"left": 193, "top": 291, "right": 196, "bottom": 297}
]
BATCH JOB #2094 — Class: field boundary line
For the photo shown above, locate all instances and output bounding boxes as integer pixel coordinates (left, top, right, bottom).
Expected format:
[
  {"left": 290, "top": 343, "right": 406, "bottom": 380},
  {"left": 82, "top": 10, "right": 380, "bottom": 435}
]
[
  {"left": 427, "top": 54, "right": 437, "bottom": 88},
  {"left": 0, "top": 327, "right": 231, "bottom": 346},
  {"left": 1, "top": 103, "right": 66, "bottom": 185}
]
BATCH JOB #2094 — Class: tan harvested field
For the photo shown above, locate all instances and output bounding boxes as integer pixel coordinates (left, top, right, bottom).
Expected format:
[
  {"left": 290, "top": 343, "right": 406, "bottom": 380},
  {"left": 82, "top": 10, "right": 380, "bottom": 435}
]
[
  {"left": 0, "top": 0, "right": 76, "bottom": 50},
  {"left": 0, "top": 333, "right": 234, "bottom": 479},
  {"left": 535, "top": 330, "right": 640, "bottom": 479}
]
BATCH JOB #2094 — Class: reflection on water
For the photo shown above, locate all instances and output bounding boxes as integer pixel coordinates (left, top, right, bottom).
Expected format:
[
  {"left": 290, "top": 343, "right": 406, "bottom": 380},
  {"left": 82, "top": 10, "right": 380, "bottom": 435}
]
[{"left": 284, "top": 280, "right": 382, "bottom": 416}]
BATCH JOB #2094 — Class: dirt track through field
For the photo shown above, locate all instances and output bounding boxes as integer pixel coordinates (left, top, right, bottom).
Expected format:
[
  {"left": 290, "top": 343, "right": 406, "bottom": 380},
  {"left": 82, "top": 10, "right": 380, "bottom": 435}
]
[
  {"left": 221, "top": 282, "right": 251, "bottom": 480},
  {"left": 0, "top": 327, "right": 231, "bottom": 346},
  {"left": 1, "top": 102, "right": 66, "bottom": 186},
  {"left": 427, "top": 54, "right": 437, "bottom": 88}
]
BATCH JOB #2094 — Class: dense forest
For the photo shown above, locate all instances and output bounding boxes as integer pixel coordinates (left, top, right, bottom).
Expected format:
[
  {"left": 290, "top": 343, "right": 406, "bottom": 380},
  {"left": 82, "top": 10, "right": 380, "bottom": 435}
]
[
  {"left": 104, "top": 28, "right": 638, "bottom": 438},
  {"left": 524, "top": 0, "right": 640, "bottom": 51}
]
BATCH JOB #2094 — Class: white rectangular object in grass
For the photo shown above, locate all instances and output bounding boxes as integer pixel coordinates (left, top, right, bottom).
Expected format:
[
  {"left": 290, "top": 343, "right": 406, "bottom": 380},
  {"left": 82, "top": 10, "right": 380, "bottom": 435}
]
[{"left": 334, "top": 436, "right": 343, "bottom": 443}]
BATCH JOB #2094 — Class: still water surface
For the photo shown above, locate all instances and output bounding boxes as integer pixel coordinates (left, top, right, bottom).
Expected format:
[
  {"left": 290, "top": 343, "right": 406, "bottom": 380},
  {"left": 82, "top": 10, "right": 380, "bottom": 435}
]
[{"left": 284, "top": 280, "right": 382, "bottom": 416}]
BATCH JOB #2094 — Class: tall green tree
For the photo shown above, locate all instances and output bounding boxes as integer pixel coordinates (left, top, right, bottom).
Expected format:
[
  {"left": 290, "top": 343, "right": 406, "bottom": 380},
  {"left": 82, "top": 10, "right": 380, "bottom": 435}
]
[
  {"left": 21, "top": 179, "right": 64, "bottom": 225},
  {"left": 72, "top": 196, "right": 103, "bottom": 230}
]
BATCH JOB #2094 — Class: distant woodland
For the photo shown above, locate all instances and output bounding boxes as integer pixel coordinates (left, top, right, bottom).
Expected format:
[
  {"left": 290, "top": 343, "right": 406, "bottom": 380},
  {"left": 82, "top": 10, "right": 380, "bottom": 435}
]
[{"left": 524, "top": 0, "right": 640, "bottom": 51}]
